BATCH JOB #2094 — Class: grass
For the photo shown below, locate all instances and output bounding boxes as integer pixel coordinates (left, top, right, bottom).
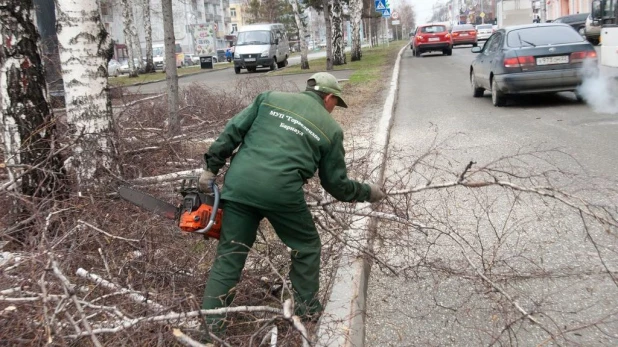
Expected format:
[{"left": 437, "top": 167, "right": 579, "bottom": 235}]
[
  {"left": 270, "top": 40, "right": 409, "bottom": 86},
  {"left": 109, "top": 62, "right": 232, "bottom": 87}
]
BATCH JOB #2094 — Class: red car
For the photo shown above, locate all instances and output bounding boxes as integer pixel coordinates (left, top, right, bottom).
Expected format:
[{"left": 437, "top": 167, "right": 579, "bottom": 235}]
[
  {"left": 451, "top": 24, "right": 478, "bottom": 47},
  {"left": 410, "top": 23, "right": 453, "bottom": 57}
]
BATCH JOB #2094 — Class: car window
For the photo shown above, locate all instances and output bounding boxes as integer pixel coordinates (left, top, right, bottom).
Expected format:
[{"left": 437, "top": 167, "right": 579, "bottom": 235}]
[
  {"left": 420, "top": 25, "right": 446, "bottom": 33},
  {"left": 476, "top": 24, "right": 492, "bottom": 30},
  {"left": 484, "top": 33, "right": 502, "bottom": 54},
  {"left": 506, "top": 26, "right": 584, "bottom": 47},
  {"left": 454, "top": 24, "right": 475, "bottom": 31}
]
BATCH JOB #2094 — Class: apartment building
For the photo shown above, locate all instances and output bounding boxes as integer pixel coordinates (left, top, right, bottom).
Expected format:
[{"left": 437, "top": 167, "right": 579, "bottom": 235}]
[
  {"left": 545, "top": 0, "right": 593, "bottom": 19},
  {"left": 101, "top": 0, "right": 233, "bottom": 59}
]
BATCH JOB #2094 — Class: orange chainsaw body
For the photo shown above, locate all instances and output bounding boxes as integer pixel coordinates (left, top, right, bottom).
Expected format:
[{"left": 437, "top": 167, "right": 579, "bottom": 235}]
[{"left": 179, "top": 198, "right": 223, "bottom": 239}]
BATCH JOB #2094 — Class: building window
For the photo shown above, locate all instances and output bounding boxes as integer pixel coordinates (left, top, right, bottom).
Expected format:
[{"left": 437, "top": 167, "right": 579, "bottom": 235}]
[
  {"left": 231, "top": 23, "right": 237, "bottom": 33},
  {"left": 230, "top": 8, "right": 236, "bottom": 17}
]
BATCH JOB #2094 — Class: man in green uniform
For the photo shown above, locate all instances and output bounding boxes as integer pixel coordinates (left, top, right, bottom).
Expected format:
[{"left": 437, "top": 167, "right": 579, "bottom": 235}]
[{"left": 198, "top": 72, "right": 386, "bottom": 335}]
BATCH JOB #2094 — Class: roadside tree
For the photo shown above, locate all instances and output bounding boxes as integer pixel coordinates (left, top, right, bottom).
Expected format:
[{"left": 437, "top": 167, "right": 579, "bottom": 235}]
[{"left": 56, "top": 0, "right": 119, "bottom": 188}]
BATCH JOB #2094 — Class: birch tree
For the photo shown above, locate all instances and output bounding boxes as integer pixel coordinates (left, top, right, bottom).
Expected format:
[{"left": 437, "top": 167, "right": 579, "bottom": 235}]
[
  {"left": 121, "top": 0, "right": 138, "bottom": 77},
  {"left": 161, "top": 0, "right": 180, "bottom": 135},
  {"left": 322, "top": 0, "right": 333, "bottom": 70},
  {"left": 143, "top": 0, "right": 155, "bottom": 73},
  {"left": 290, "top": 0, "right": 309, "bottom": 69},
  {"left": 55, "top": 0, "right": 119, "bottom": 188},
  {"left": 129, "top": 1, "right": 144, "bottom": 72},
  {"left": 331, "top": 0, "right": 345, "bottom": 65},
  {"left": 0, "top": 0, "right": 65, "bottom": 201},
  {"left": 350, "top": 0, "right": 363, "bottom": 61}
]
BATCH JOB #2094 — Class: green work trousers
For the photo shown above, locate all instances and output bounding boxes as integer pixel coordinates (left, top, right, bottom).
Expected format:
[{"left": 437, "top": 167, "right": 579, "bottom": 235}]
[{"left": 201, "top": 199, "right": 322, "bottom": 332}]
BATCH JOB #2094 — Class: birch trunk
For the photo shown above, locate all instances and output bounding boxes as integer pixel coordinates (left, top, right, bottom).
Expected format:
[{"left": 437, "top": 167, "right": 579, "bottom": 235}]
[
  {"left": 331, "top": 0, "right": 345, "bottom": 65},
  {"left": 290, "top": 0, "right": 309, "bottom": 69},
  {"left": 143, "top": 0, "right": 155, "bottom": 73},
  {"left": 161, "top": 0, "right": 180, "bottom": 136},
  {"left": 350, "top": 0, "right": 362, "bottom": 61},
  {"left": 129, "top": 2, "right": 143, "bottom": 71},
  {"left": 0, "top": 0, "right": 65, "bottom": 198},
  {"left": 322, "top": 0, "right": 333, "bottom": 70},
  {"left": 121, "top": 0, "right": 138, "bottom": 77},
  {"left": 55, "top": 0, "right": 119, "bottom": 188}
]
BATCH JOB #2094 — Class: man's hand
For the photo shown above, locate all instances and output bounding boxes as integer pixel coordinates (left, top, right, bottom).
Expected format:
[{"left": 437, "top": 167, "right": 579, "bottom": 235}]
[
  {"left": 198, "top": 170, "right": 215, "bottom": 192},
  {"left": 368, "top": 184, "right": 386, "bottom": 203}
]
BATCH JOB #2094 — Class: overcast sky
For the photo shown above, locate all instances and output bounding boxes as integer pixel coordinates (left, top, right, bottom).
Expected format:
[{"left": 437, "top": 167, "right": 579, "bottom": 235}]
[{"left": 388, "top": 0, "right": 440, "bottom": 24}]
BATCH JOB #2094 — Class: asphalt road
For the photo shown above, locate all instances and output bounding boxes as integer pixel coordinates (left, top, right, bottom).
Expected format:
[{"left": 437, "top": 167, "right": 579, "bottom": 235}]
[{"left": 365, "top": 45, "right": 618, "bottom": 346}]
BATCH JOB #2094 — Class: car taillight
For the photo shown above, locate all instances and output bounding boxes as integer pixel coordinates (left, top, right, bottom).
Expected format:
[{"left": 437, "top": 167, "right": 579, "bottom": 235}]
[
  {"left": 469, "top": 31, "right": 476, "bottom": 35},
  {"left": 416, "top": 35, "right": 423, "bottom": 41},
  {"left": 570, "top": 51, "right": 597, "bottom": 63},
  {"left": 452, "top": 32, "right": 460, "bottom": 37},
  {"left": 445, "top": 33, "right": 451, "bottom": 39},
  {"left": 504, "top": 56, "right": 535, "bottom": 68}
]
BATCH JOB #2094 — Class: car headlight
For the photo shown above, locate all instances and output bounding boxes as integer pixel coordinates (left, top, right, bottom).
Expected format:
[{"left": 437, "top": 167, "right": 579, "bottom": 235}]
[
  {"left": 234, "top": 52, "right": 240, "bottom": 59},
  {"left": 260, "top": 50, "right": 269, "bottom": 57}
]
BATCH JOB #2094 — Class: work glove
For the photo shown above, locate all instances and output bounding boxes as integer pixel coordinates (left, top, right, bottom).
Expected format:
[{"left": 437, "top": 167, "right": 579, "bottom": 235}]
[
  {"left": 198, "top": 169, "right": 215, "bottom": 193},
  {"left": 368, "top": 184, "right": 386, "bottom": 203}
]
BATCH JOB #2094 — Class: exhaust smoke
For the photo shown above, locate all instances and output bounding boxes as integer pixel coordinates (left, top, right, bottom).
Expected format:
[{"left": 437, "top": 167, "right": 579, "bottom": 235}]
[{"left": 577, "top": 58, "right": 618, "bottom": 114}]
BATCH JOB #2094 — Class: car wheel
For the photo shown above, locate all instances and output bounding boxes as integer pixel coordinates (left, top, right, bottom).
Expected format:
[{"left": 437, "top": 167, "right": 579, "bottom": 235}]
[
  {"left": 471, "top": 71, "right": 484, "bottom": 97},
  {"left": 415, "top": 49, "right": 421, "bottom": 57},
  {"left": 491, "top": 78, "right": 506, "bottom": 107},
  {"left": 213, "top": 57, "right": 218, "bottom": 63},
  {"left": 269, "top": 59, "right": 277, "bottom": 71},
  {"left": 578, "top": 27, "right": 585, "bottom": 36},
  {"left": 234, "top": 66, "right": 241, "bottom": 74},
  {"left": 473, "top": 43, "right": 478, "bottom": 47},
  {"left": 445, "top": 48, "right": 452, "bottom": 56}
]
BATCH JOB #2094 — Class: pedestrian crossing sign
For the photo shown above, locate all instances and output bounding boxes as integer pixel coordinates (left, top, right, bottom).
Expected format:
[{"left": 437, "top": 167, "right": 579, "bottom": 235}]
[
  {"left": 382, "top": 8, "right": 391, "bottom": 17},
  {"left": 375, "top": 0, "right": 386, "bottom": 11}
]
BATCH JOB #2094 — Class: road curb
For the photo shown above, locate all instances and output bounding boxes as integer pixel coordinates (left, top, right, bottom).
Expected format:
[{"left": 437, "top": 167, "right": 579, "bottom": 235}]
[{"left": 316, "top": 44, "right": 408, "bottom": 347}]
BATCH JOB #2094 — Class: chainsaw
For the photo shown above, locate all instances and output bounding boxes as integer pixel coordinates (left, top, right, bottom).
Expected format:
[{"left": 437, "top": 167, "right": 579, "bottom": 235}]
[{"left": 117, "top": 177, "right": 223, "bottom": 239}]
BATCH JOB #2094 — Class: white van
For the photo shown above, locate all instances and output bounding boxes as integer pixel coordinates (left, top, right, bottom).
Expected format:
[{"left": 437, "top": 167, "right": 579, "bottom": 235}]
[{"left": 233, "top": 23, "right": 289, "bottom": 74}]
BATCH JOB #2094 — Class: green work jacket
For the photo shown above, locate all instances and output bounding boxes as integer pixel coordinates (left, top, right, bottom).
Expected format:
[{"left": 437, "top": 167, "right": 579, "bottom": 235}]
[{"left": 205, "top": 91, "right": 371, "bottom": 211}]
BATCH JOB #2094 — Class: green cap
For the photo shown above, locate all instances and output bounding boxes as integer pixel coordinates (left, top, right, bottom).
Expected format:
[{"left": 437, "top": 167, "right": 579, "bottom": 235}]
[{"left": 307, "top": 72, "right": 348, "bottom": 108}]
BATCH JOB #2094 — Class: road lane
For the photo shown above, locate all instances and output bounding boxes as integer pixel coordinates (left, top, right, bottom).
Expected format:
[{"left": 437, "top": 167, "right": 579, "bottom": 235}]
[{"left": 365, "top": 44, "right": 618, "bottom": 346}]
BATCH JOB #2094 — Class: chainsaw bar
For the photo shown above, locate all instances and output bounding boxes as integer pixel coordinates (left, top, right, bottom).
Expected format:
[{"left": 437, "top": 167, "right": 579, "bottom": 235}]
[{"left": 118, "top": 186, "right": 178, "bottom": 220}]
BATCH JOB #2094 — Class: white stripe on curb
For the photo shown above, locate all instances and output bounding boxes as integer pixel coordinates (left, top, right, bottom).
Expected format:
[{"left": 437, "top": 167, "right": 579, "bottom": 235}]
[{"left": 316, "top": 43, "right": 408, "bottom": 347}]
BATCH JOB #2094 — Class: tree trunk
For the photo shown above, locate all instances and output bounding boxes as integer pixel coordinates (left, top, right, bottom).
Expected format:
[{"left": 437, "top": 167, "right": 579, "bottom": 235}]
[
  {"left": 290, "top": 0, "right": 309, "bottom": 69},
  {"left": 121, "top": 0, "right": 138, "bottom": 77},
  {"left": 161, "top": 0, "right": 180, "bottom": 136},
  {"left": 56, "top": 0, "right": 119, "bottom": 189},
  {"left": 129, "top": 2, "right": 143, "bottom": 71},
  {"left": 322, "top": 0, "right": 333, "bottom": 70},
  {"left": 331, "top": 0, "right": 345, "bottom": 65},
  {"left": 0, "top": 0, "right": 66, "bottom": 206},
  {"left": 350, "top": 0, "right": 362, "bottom": 61},
  {"left": 143, "top": 0, "right": 155, "bottom": 73}
]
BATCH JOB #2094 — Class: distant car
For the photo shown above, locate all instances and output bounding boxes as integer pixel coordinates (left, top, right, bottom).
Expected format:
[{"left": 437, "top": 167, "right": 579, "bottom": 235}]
[
  {"left": 451, "top": 24, "right": 478, "bottom": 47},
  {"left": 184, "top": 54, "right": 196, "bottom": 66},
  {"left": 410, "top": 23, "right": 453, "bottom": 57},
  {"left": 475, "top": 24, "right": 494, "bottom": 41},
  {"left": 552, "top": 12, "right": 589, "bottom": 36},
  {"left": 107, "top": 59, "right": 121, "bottom": 77},
  {"left": 584, "top": 13, "right": 600, "bottom": 45},
  {"left": 469, "top": 23, "right": 598, "bottom": 107},
  {"left": 118, "top": 58, "right": 145, "bottom": 74}
]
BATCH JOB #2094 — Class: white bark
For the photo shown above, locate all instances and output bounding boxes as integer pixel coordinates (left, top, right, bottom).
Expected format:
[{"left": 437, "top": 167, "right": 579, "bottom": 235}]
[
  {"left": 350, "top": 0, "right": 363, "bottom": 61},
  {"left": 1, "top": 0, "right": 65, "bottom": 197},
  {"left": 55, "top": 0, "right": 118, "bottom": 188},
  {"left": 290, "top": 0, "right": 309, "bottom": 69},
  {"left": 129, "top": 2, "right": 143, "bottom": 71},
  {"left": 143, "top": 0, "right": 155, "bottom": 72},
  {"left": 122, "top": 0, "right": 138, "bottom": 77},
  {"left": 323, "top": 0, "right": 333, "bottom": 70},
  {"left": 331, "top": 0, "right": 345, "bottom": 65}
]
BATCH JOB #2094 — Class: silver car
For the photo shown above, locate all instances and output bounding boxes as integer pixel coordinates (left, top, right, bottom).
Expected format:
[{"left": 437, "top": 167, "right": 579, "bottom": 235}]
[
  {"left": 107, "top": 59, "right": 121, "bottom": 77},
  {"left": 475, "top": 24, "right": 494, "bottom": 41}
]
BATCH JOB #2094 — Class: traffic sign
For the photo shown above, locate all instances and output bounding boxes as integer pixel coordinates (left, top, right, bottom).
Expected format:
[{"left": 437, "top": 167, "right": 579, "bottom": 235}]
[
  {"left": 382, "top": 8, "right": 391, "bottom": 18},
  {"left": 391, "top": 11, "right": 399, "bottom": 20},
  {"left": 392, "top": 20, "right": 400, "bottom": 25},
  {"left": 375, "top": 0, "right": 386, "bottom": 10},
  {"left": 479, "top": 12, "right": 485, "bottom": 18}
]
